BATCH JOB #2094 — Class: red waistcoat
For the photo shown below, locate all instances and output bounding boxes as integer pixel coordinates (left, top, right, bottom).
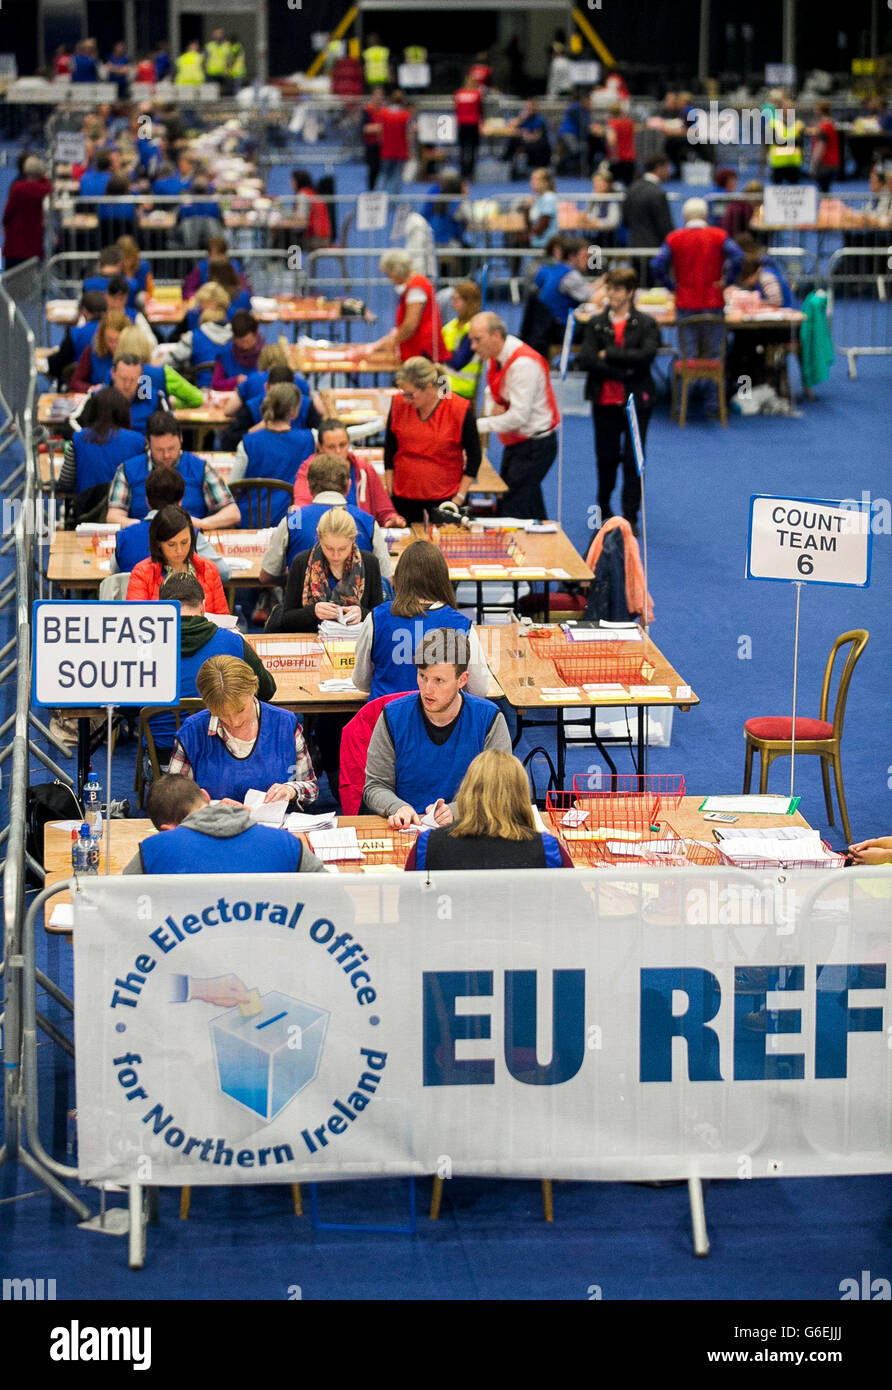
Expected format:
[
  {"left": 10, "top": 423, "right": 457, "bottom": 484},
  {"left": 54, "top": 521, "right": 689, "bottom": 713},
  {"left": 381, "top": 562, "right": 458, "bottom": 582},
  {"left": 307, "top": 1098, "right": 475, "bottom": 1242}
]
[
  {"left": 487, "top": 343, "right": 559, "bottom": 446},
  {"left": 395, "top": 275, "right": 447, "bottom": 362},
  {"left": 390, "top": 392, "right": 470, "bottom": 500}
]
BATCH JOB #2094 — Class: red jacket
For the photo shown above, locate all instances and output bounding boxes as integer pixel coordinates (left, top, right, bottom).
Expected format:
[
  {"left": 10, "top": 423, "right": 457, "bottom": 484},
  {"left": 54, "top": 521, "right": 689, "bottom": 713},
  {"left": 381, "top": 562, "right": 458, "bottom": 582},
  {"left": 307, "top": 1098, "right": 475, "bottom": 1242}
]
[
  {"left": 339, "top": 692, "right": 412, "bottom": 814},
  {"left": 126, "top": 554, "right": 229, "bottom": 613},
  {"left": 2, "top": 177, "right": 53, "bottom": 261},
  {"left": 292, "top": 452, "right": 400, "bottom": 525},
  {"left": 664, "top": 225, "right": 730, "bottom": 310}
]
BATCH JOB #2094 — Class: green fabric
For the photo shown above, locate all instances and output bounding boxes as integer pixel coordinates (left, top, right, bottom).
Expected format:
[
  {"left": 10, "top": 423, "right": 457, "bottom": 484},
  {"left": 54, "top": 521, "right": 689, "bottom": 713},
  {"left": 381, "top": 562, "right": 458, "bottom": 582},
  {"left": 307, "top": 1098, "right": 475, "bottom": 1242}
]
[
  {"left": 799, "top": 291, "right": 835, "bottom": 389},
  {"left": 163, "top": 366, "right": 203, "bottom": 408},
  {"left": 180, "top": 615, "right": 277, "bottom": 703}
]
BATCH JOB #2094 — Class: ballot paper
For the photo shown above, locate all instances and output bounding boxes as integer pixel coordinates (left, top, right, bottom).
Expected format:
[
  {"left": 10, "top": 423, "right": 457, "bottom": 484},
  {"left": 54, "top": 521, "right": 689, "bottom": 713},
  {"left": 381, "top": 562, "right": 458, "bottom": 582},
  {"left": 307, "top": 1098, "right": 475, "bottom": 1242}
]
[
  {"left": 218, "top": 556, "right": 253, "bottom": 572},
  {"left": 243, "top": 789, "right": 289, "bottom": 825},
  {"left": 565, "top": 626, "right": 643, "bottom": 643},
  {"left": 318, "top": 619, "right": 360, "bottom": 641},
  {"left": 75, "top": 522, "right": 119, "bottom": 536},
  {"left": 283, "top": 811, "right": 338, "bottom": 832},
  {"left": 541, "top": 690, "right": 582, "bottom": 701},
  {"left": 308, "top": 828, "right": 364, "bottom": 862},
  {"left": 383, "top": 527, "right": 412, "bottom": 542},
  {"left": 716, "top": 830, "right": 834, "bottom": 865},
  {"left": 607, "top": 839, "right": 683, "bottom": 857},
  {"left": 582, "top": 683, "right": 628, "bottom": 697},
  {"left": 48, "top": 902, "right": 75, "bottom": 930},
  {"left": 205, "top": 611, "right": 240, "bottom": 630},
  {"left": 526, "top": 523, "right": 559, "bottom": 533},
  {"left": 319, "top": 678, "right": 358, "bottom": 693}
]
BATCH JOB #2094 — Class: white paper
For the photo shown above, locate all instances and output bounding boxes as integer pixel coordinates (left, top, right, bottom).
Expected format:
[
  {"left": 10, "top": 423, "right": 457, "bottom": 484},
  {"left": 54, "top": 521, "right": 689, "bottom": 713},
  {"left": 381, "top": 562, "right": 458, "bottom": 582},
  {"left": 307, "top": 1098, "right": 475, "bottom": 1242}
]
[
  {"left": 243, "top": 789, "right": 289, "bottom": 825},
  {"left": 48, "top": 902, "right": 75, "bottom": 929},
  {"left": 308, "top": 827, "right": 364, "bottom": 862},
  {"left": 218, "top": 556, "right": 253, "bottom": 572},
  {"left": 565, "top": 627, "right": 643, "bottom": 643},
  {"left": 205, "top": 611, "right": 239, "bottom": 630},
  {"left": 548, "top": 568, "right": 571, "bottom": 579},
  {"left": 318, "top": 620, "right": 360, "bottom": 641},
  {"left": 283, "top": 811, "right": 338, "bottom": 831},
  {"left": 318, "top": 678, "right": 358, "bottom": 693},
  {"left": 75, "top": 522, "right": 119, "bottom": 535},
  {"left": 629, "top": 685, "right": 673, "bottom": 698},
  {"left": 526, "top": 523, "right": 558, "bottom": 533}
]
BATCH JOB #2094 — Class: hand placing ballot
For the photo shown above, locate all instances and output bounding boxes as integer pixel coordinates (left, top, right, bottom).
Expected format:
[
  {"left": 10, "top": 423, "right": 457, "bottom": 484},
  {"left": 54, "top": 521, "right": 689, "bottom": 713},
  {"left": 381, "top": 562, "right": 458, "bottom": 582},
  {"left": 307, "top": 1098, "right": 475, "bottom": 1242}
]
[
  {"left": 175, "top": 973, "right": 250, "bottom": 1007},
  {"left": 315, "top": 601, "right": 343, "bottom": 621},
  {"left": 425, "top": 797, "right": 453, "bottom": 827},
  {"left": 389, "top": 804, "right": 420, "bottom": 829},
  {"left": 340, "top": 604, "right": 363, "bottom": 625}
]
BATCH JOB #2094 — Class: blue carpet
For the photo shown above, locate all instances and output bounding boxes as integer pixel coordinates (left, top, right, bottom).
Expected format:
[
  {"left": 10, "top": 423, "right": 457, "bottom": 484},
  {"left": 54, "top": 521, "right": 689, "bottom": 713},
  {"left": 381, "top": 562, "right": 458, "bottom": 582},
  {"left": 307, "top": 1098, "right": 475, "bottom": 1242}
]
[{"left": 0, "top": 142, "right": 889, "bottom": 1300}]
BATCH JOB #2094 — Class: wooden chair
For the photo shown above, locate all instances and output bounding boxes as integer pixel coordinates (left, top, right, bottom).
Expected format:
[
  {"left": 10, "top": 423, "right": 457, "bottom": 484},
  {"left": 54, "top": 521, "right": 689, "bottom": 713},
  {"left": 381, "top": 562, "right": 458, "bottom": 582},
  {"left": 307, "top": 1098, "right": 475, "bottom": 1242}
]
[
  {"left": 743, "top": 629, "right": 869, "bottom": 844},
  {"left": 133, "top": 698, "right": 204, "bottom": 809},
  {"left": 671, "top": 313, "right": 728, "bottom": 427},
  {"left": 429, "top": 1176, "right": 554, "bottom": 1222},
  {"left": 227, "top": 478, "right": 294, "bottom": 528}
]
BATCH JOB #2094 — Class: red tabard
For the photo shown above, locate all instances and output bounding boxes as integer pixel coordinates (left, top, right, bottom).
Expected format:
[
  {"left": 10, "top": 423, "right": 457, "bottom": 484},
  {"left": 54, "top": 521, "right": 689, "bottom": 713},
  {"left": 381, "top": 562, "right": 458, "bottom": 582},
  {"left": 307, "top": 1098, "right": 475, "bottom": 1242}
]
[
  {"left": 665, "top": 225, "right": 729, "bottom": 309},
  {"left": 487, "top": 343, "right": 560, "bottom": 447},
  {"left": 390, "top": 393, "right": 471, "bottom": 500},
  {"left": 395, "top": 274, "right": 447, "bottom": 362},
  {"left": 454, "top": 88, "right": 482, "bottom": 126},
  {"left": 598, "top": 318, "right": 628, "bottom": 406},
  {"left": 379, "top": 107, "right": 411, "bottom": 160}
]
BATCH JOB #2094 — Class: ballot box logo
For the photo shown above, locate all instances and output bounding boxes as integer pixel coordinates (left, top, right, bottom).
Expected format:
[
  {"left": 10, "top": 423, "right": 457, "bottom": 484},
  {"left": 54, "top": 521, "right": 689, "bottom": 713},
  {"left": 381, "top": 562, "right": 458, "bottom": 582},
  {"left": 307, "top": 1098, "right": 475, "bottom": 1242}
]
[{"left": 211, "top": 990, "right": 330, "bottom": 1122}]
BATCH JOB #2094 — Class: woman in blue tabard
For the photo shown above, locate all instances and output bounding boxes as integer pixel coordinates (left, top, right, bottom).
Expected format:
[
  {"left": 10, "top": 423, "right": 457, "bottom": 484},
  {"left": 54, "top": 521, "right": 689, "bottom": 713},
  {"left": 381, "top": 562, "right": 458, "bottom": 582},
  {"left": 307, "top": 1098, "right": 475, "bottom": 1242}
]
[
  {"left": 230, "top": 383, "right": 315, "bottom": 527},
  {"left": 352, "top": 539, "right": 489, "bottom": 699},
  {"left": 168, "top": 654, "right": 317, "bottom": 807}
]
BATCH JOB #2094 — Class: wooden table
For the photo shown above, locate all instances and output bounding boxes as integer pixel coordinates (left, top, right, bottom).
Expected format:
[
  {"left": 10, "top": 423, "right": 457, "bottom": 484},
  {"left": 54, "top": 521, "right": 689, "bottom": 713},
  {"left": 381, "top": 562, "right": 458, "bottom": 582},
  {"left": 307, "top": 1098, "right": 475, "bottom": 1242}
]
[
  {"left": 42, "top": 798, "right": 820, "bottom": 919},
  {"left": 38, "top": 392, "right": 85, "bottom": 426},
  {"left": 486, "top": 622, "right": 698, "bottom": 781},
  {"left": 391, "top": 525, "right": 592, "bottom": 624},
  {"left": 289, "top": 345, "right": 400, "bottom": 381},
  {"left": 318, "top": 386, "right": 396, "bottom": 426}
]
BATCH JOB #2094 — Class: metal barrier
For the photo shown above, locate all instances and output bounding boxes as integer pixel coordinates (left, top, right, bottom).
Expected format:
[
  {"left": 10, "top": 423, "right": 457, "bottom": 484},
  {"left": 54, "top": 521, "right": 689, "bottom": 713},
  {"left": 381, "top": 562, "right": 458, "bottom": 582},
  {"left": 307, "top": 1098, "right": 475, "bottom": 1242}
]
[{"left": 827, "top": 245, "right": 892, "bottom": 378}]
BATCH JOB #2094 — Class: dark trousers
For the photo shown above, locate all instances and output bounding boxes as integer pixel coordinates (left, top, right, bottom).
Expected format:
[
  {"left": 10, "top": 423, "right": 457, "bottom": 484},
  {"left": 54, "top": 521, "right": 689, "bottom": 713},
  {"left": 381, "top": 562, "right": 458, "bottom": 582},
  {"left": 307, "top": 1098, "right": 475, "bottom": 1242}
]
[
  {"left": 496, "top": 433, "right": 557, "bottom": 521},
  {"left": 592, "top": 402, "right": 649, "bottom": 524},
  {"left": 392, "top": 493, "right": 453, "bottom": 524},
  {"left": 770, "top": 165, "right": 801, "bottom": 185},
  {"left": 365, "top": 145, "right": 381, "bottom": 190},
  {"left": 458, "top": 125, "right": 479, "bottom": 179}
]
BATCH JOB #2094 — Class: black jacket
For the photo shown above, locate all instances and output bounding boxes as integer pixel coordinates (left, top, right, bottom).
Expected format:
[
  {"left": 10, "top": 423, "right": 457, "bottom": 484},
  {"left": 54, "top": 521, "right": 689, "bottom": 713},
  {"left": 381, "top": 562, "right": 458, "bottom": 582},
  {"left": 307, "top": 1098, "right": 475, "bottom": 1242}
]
[
  {"left": 576, "top": 308, "right": 662, "bottom": 407},
  {"left": 622, "top": 177, "right": 674, "bottom": 247},
  {"left": 267, "top": 549, "right": 383, "bottom": 633}
]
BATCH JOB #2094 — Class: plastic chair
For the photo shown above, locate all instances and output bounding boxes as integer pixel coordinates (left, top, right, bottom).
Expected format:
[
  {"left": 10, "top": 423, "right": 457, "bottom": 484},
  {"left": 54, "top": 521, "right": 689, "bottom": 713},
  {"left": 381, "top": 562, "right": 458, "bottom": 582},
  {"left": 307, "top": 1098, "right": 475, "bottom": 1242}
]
[
  {"left": 671, "top": 313, "right": 728, "bottom": 427},
  {"left": 742, "top": 629, "right": 869, "bottom": 844},
  {"left": 133, "top": 698, "right": 203, "bottom": 809},
  {"left": 227, "top": 478, "right": 294, "bottom": 527}
]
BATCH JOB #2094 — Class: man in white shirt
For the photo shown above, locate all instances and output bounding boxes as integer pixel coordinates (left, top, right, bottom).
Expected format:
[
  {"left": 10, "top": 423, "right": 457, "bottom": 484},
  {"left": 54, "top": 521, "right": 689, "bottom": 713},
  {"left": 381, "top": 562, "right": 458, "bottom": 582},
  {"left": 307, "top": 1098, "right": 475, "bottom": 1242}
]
[{"left": 468, "top": 312, "right": 560, "bottom": 520}]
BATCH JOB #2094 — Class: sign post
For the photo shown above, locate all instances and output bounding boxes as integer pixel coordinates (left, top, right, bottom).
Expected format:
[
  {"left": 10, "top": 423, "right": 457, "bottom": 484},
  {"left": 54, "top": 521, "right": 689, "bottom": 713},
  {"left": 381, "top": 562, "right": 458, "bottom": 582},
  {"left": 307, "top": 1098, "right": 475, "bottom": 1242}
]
[
  {"left": 32, "top": 601, "right": 181, "bottom": 870},
  {"left": 556, "top": 314, "right": 576, "bottom": 528},
  {"left": 626, "top": 393, "right": 649, "bottom": 770},
  {"left": 746, "top": 495, "right": 872, "bottom": 801}
]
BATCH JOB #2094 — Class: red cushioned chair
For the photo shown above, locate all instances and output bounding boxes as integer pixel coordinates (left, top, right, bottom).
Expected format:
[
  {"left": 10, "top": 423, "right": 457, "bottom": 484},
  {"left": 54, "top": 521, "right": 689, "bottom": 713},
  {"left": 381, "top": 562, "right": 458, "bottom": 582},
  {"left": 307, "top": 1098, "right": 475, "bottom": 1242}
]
[
  {"left": 338, "top": 692, "right": 413, "bottom": 815},
  {"left": 742, "top": 629, "right": 869, "bottom": 844},
  {"left": 671, "top": 313, "right": 728, "bottom": 427}
]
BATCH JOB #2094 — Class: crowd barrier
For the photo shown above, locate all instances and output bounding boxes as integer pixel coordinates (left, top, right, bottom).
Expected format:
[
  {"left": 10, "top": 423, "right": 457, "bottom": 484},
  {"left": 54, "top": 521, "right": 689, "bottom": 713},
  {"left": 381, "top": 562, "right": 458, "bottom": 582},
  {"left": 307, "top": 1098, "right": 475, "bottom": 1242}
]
[{"left": 826, "top": 245, "right": 892, "bottom": 377}]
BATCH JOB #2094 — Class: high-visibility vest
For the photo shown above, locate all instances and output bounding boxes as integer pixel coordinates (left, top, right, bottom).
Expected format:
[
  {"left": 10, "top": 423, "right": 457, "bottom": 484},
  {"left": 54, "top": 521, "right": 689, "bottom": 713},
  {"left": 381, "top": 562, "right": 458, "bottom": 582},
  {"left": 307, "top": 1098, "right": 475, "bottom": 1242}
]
[
  {"left": 404, "top": 46, "right": 427, "bottom": 63},
  {"left": 768, "top": 115, "right": 803, "bottom": 168},
  {"left": 175, "top": 50, "right": 204, "bottom": 85},
  {"left": 228, "top": 43, "right": 246, "bottom": 79},
  {"left": 204, "top": 40, "right": 229, "bottom": 76},
  {"left": 441, "top": 318, "right": 482, "bottom": 400},
  {"left": 363, "top": 46, "right": 390, "bottom": 84}
]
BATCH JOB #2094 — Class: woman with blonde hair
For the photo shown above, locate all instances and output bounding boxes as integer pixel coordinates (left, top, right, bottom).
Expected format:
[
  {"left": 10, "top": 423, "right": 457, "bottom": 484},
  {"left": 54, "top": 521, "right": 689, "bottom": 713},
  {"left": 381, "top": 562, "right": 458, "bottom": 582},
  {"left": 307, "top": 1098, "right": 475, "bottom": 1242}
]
[
  {"left": 115, "top": 233, "right": 154, "bottom": 307},
  {"left": 168, "top": 654, "right": 317, "bottom": 805},
  {"left": 271, "top": 504, "right": 383, "bottom": 633},
  {"left": 404, "top": 749, "right": 572, "bottom": 869},
  {"left": 165, "top": 283, "right": 234, "bottom": 388},
  {"left": 69, "top": 309, "right": 129, "bottom": 390},
  {"left": 353, "top": 539, "right": 490, "bottom": 698},
  {"left": 229, "top": 382, "right": 315, "bottom": 526},
  {"left": 382, "top": 356, "right": 481, "bottom": 522}
]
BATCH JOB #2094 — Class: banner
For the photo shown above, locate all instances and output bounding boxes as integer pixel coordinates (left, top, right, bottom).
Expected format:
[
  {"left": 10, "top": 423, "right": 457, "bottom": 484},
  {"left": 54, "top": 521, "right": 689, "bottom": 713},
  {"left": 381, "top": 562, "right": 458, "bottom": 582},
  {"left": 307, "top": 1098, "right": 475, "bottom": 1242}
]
[{"left": 73, "top": 870, "right": 892, "bottom": 1186}]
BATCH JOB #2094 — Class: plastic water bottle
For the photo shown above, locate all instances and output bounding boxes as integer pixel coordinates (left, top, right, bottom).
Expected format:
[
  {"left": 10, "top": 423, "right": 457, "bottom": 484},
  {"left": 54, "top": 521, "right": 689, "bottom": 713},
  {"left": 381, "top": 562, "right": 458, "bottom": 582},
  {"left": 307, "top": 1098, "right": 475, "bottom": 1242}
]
[
  {"left": 71, "top": 824, "right": 94, "bottom": 875},
  {"left": 84, "top": 767, "right": 103, "bottom": 839}
]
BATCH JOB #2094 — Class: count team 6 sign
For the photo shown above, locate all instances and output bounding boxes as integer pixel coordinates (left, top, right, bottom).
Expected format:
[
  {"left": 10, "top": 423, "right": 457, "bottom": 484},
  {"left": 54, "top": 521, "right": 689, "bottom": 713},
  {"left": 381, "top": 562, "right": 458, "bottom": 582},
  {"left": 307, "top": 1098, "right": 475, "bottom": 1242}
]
[
  {"left": 746, "top": 495, "right": 872, "bottom": 588},
  {"left": 32, "top": 601, "right": 181, "bottom": 708}
]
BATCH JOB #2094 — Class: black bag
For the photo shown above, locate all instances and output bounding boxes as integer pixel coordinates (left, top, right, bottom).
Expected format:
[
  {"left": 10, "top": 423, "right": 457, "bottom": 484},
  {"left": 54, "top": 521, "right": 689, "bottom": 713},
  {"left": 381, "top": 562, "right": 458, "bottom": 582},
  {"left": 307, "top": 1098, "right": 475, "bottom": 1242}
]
[{"left": 26, "top": 780, "right": 84, "bottom": 883}]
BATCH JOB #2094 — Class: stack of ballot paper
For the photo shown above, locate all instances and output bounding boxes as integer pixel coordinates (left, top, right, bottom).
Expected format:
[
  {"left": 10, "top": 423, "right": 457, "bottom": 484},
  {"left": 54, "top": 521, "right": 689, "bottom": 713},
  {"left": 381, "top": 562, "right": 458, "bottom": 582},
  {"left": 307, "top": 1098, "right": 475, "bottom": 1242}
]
[
  {"left": 319, "top": 677, "right": 358, "bottom": 693},
  {"left": 284, "top": 811, "right": 337, "bottom": 832},
  {"left": 308, "top": 827, "right": 364, "bottom": 862},
  {"left": 714, "top": 827, "right": 842, "bottom": 867},
  {"left": 318, "top": 618, "right": 360, "bottom": 641},
  {"left": 243, "top": 789, "right": 289, "bottom": 825},
  {"left": 564, "top": 625, "right": 642, "bottom": 642}
]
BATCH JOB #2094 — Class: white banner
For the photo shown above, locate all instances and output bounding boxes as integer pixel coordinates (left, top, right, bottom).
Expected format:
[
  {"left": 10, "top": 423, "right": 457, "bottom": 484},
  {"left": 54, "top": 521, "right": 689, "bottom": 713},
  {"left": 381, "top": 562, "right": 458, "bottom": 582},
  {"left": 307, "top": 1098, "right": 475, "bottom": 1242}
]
[{"left": 73, "top": 870, "right": 892, "bottom": 1186}]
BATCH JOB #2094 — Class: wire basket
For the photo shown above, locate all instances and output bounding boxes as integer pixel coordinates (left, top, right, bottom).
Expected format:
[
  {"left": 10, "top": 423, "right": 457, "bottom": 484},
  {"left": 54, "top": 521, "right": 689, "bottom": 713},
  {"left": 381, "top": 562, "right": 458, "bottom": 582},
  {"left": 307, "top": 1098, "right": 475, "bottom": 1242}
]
[
  {"left": 572, "top": 772, "right": 686, "bottom": 811},
  {"left": 545, "top": 788, "right": 657, "bottom": 838},
  {"left": 716, "top": 845, "right": 847, "bottom": 871},
  {"left": 433, "top": 527, "right": 522, "bottom": 565},
  {"left": 552, "top": 651, "right": 650, "bottom": 686},
  {"left": 359, "top": 838, "right": 413, "bottom": 869}
]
